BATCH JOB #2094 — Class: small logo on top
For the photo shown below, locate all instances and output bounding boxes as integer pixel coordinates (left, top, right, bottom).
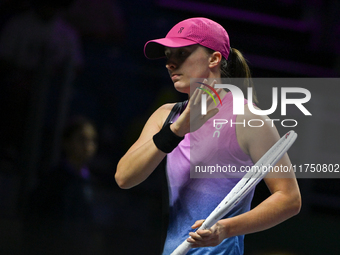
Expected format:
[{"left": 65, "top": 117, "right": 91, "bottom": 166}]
[{"left": 178, "top": 27, "right": 184, "bottom": 33}]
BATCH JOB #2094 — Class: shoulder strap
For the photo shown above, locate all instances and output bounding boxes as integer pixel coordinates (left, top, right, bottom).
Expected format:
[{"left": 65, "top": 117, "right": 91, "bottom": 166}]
[{"left": 162, "top": 100, "right": 188, "bottom": 128}]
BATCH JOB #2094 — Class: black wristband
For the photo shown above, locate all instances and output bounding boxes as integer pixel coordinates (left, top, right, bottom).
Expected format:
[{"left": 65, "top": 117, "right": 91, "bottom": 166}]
[{"left": 153, "top": 123, "right": 184, "bottom": 153}]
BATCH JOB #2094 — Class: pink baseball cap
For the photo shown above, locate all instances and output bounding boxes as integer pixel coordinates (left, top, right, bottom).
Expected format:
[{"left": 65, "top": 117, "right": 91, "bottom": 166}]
[{"left": 144, "top": 17, "right": 230, "bottom": 60}]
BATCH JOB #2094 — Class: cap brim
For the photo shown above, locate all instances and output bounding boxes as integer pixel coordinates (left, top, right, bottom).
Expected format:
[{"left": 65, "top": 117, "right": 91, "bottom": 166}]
[{"left": 144, "top": 37, "right": 197, "bottom": 59}]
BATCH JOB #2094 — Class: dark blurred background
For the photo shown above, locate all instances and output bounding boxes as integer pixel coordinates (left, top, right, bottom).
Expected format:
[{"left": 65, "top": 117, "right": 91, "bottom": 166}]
[{"left": 0, "top": 0, "right": 339, "bottom": 254}]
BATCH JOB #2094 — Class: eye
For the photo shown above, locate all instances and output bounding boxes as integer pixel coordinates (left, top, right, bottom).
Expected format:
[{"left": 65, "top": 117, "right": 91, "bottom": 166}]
[
  {"left": 164, "top": 49, "right": 171, "bottom": 59},
  {"left": 178, "top": 50, "right": 188, "bottom": 58}
]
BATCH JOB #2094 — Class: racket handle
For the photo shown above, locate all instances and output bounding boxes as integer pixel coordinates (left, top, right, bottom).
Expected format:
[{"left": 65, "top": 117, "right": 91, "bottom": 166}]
[{"left": 170, "top": 240, "right": 192, "bottom": 255}]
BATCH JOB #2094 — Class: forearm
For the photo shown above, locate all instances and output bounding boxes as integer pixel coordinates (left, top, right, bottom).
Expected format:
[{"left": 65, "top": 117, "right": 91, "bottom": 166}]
[
  {"left": 115, "top": 138, "right": 166, "bottom": 189},
  {"left": 224, "top": 110, "right": 301, "bottom": 238},
  {"left": 220, "top": 188, "right": 301, "bottom": 239}
]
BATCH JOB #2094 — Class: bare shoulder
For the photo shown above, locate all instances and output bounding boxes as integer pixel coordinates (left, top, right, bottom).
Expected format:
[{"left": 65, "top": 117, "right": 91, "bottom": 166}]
[
  {"left": 236, "top": 105, "right": 298, "bottom": 191},
  {"left": 125, "top": 103, "right": 177, "bottom": 154},
  {"left": 139, "top": 102, "right": 178, "bottom": 134},
  {"left": 158, "top": 103, "right": 177, "bottom": 115},
  {"left": 152, "top": 103, "right": 177, "bottom": 127},
  {"left": 236, "top": 104, "right": 280, "bottom": 160}
]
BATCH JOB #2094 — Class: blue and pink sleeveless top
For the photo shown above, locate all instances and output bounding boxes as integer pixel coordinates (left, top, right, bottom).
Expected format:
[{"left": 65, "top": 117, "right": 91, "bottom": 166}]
[{"left": 162, "top": 92, "right": 254, "bottom": 255}]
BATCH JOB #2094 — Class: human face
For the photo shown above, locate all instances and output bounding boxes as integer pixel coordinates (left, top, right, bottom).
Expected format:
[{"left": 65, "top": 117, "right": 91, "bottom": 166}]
[
  {"left": 165, "top": 45, "right": 212, "bottom": 94},
  {"left": 64, "top": 124, "right": 97, "bottom": 166}
]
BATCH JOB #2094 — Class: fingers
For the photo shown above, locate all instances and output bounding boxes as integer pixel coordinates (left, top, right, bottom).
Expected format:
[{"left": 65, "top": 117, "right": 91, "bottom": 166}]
[
  {"left": 188, "top": 219, "right": 214, "bottom": 247},
  {"left": 187, "top": 229, "right": 217, "bottom": 248},
  {"left": 186, "top": 219, "right": 225, "bottom": 248},
  {"left": 186, "top": 79, "right": 222, "bottom": 133},
  {"left": 190, "top": 85, "right": 200, "bottom": 106},
  {"left": 187, "top": 230, "right": 211, "bottom": 242},
  {"left": 196, "top": 79, "right": 222, "bottom": 107},
  {"left": 191, "top": 219, "right": 205, "bottom": 229},
  {"left": 192, "top": 79, "right": 207, "bottom": 105},
  {"left": 196, "top": 229, "right": 213, "bottom": 237},
  {"left": 192, "top": 79, "right": 222, "bottom": 103}
]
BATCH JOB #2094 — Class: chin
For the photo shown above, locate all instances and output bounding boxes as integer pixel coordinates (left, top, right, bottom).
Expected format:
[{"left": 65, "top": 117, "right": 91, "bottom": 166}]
[{"left": 173, "top": 81, "right": 190, "bottom": 94}]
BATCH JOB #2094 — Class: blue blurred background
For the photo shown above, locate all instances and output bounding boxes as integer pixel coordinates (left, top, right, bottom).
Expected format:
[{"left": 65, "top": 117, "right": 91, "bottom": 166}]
[{"left": 0, "top": 0, "right": 339, "bottom": 254}]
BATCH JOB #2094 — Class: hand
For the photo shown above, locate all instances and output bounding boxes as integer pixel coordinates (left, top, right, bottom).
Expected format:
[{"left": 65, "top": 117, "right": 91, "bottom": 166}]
[
  {"left": 170, "top": 79, "right": 221, "bottom": 137},
  {"left": 187, "top": 219, "right": 227, "bottom": 248}
]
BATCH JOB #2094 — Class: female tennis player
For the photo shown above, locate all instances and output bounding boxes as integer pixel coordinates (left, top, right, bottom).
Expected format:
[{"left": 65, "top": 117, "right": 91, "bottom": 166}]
[{"left": 115, "top": 17, "right": 301, "bottom": 255}]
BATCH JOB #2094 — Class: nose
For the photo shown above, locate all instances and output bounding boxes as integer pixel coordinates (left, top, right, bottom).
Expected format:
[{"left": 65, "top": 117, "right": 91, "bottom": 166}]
[{"left": 165, "top": 57, "right": 177, "bottom": 71}]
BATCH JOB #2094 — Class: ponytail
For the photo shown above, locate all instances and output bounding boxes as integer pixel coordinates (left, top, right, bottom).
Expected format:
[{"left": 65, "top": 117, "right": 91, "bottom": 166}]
[{"left": 219, "top": 48, "right": 258, "bottom": 104}]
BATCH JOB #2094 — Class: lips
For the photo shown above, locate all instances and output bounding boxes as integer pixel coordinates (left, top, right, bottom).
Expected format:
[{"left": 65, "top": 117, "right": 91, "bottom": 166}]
[{"left": 171, "top": 74, "right": 181, "bottom": 81}]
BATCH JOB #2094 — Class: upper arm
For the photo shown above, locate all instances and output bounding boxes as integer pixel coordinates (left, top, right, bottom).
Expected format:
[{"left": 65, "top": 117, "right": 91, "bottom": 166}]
[
  {"left": 236, "top": 104, "right": 300, "bottom": 195},
  {"left": 236, "top": 104, "right": 281, "bottom": 164},
  {"left": 124, "top": 103, "right": 175, "bottom": 155}
]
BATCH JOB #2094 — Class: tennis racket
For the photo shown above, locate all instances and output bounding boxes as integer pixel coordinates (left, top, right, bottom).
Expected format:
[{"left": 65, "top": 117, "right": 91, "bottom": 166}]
[{"left": 171, "top": 130, "right": 298, "bottom": 255}]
